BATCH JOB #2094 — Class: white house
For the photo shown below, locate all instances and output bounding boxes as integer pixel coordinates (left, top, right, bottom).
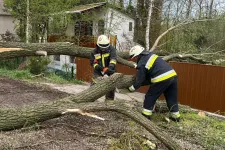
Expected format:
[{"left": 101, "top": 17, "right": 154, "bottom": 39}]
[
  {"left": 0, "top": 0, "right": 16, "bottom": 40},
  {"left": 47, "top": 2, "right": 135, "bottom": 73}
]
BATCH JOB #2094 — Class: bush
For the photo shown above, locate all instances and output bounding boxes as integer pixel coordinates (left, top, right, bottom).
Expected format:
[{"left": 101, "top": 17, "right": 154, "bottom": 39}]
[{"left": 27, "top": 57, "right": 50, "bottom": 75}]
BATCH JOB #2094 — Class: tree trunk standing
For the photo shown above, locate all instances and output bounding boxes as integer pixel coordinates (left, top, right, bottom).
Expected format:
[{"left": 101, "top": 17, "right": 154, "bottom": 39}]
[
  {"left": 186, "top": 0, "right": 193, "bottom": 19},
  {"left": 209, "top": 0, "right": 214, "bottom": 18},
  {"left": 26, "top": 0, "right": 30, "bottom": 43},
  {"left": 145, "top": 0, "right": 154, "bottom": 50},
  {"left": 119, "top": 0, "right": 124, "bottom": 8},
  {"left": 196, "top": 0, "right": 204, "bottom": 19},
  {"left": 149, "top": 0, "right": 163, "bottom": 48},
  {"left": 134, "top": 0, "right": 147, "bottom": 46}
]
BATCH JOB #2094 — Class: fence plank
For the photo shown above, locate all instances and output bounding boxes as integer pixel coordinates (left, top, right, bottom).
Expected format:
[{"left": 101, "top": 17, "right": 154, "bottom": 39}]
[{"left": 76, "top": 59, "right": 225, "bottom": 113}]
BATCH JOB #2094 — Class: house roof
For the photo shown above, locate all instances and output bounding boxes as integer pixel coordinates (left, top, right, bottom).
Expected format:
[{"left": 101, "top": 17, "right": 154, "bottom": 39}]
[
  {"left": 65, "top": 2, "right": 106, "bottom": 14},
  {"left": 0, "top": 0, "right": 11, "bottom": 15}
]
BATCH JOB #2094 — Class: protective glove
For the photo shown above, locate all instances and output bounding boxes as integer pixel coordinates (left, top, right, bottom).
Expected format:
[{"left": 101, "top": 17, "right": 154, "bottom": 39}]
[
  {"left": 94, "top": 64, "right": 103, "bottom": 72},
  {"left": 103, "top": 67, "right": 115, "bottom": 76},
  {"left": 128, "top": 85, "right": 135, "bottom": 92}
]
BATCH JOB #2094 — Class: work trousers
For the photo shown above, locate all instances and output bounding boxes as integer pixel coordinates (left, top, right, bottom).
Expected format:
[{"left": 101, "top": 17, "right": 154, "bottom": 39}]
[{"left": 144, "top": 76, "right": 179, "bottom": 112}]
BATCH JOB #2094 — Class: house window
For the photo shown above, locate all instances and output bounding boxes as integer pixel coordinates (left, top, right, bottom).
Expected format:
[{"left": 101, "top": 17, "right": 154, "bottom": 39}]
[
  {"left": 98, "top": 19, "right": 105, "bottom": 35},
  {"left": 70, "top": 56, "right": 75, "bottom": 63},
  {"left": 129, "top": 22, "right": 133, "bottom": 31},
  {"left": 74, "top": 21, "right": 93, "bottom": 36},
  {"left": 54, "top": 55, "right": 60, "bottom": 61}
]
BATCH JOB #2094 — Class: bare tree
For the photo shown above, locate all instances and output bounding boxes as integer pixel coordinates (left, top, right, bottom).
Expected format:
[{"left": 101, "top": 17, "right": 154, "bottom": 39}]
[
  {"left": 209, "top": 0, "right": 214, "bottom": 18},
  {"left": 145, "top": 0, "right": 154, "bottom": 50},
  {"left": 195, "top": 0, "right": 204, "bottom": 18},
  {"left": 186, "top": 0, "right": 193, "bottom": 19}
]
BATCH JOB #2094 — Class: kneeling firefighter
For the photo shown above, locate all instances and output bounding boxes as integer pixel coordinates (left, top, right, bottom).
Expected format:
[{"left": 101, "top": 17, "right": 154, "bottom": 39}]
[
  {"left": 128, "top": 45, "right": 180, "bottom": 122},
  {"left": 90, "top": 35, "right": 117, "bottom": 102}
]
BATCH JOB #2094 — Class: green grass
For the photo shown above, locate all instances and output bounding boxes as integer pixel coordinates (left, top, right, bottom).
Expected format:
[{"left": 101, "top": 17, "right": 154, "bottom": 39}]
[
  {"left": 108, "top": 131, "right": 152, "bottom": 150},
  {"left": 152, "top": 111, "right": 225, "bottom": 150},
  {"left": 0, "top": 68, "right": 83, "bottom": 84},
  {"left": 0, "top": 68, "right": 33, "bottom": 80}
]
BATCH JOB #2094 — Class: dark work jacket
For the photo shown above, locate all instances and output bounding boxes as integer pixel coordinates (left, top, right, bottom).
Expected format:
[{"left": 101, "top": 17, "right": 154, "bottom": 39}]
[
  {"left": 133, "top": 50, "right": 177, "bottom": 90},
  {"left": 90, "top": 45, "right": 117, "bottom": 75}
]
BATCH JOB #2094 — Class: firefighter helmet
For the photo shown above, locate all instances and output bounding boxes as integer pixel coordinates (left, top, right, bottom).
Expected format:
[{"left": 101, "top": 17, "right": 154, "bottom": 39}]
[
  {"left": 129, "top": 45, "right": 145, "bottom": 58},
  {"left": 97, "top": 35, "right": 110, "bottom": 48}
]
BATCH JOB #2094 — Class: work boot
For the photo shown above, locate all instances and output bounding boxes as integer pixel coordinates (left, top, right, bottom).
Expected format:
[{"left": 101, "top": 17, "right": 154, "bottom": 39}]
[
  {"left": 142, "top": 109, "right": 152, "bottom": 120},
  {"left": 169, "top": 112, "right": 181, "bottom": 122}
]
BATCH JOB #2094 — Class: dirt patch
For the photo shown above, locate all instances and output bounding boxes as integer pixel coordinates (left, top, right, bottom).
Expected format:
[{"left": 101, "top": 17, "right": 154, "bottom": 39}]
[
  {"left": 0, "top": 77, "right": 165, "bottom": 150},
  {"left": 0, "top": 77, "right": 69, "bottom": 108}
]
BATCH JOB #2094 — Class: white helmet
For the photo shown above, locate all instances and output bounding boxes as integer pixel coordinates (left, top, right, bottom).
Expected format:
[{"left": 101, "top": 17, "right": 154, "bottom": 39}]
[
  {"left": 97, "top": 35, "right": 110, "bottom": 48},
  {"left": 129, "top": 45, "right": 145, "bottom": 58}
]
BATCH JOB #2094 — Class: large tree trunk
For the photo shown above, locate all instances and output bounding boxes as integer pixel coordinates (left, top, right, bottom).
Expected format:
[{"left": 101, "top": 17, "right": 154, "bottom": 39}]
[
  {"left": 0, "top": 42, "right": 137, "bottom": 68},
  {"left": 149, "top": 0, "right": 163, "bottom": 47},
  {"left": 145, "top": 0, "right": 154, "bottom": 50},
  {"left": 0, "top": 73, "right": 183, "bottom": 149},
  {"left": 0, "top": 42, "right": 215, "bottom": 67}
]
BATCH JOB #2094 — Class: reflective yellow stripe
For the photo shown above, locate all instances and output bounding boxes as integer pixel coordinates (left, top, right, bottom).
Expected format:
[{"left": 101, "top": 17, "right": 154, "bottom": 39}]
[
  {"left": 145, "top": 54, "right": 158, "bottom": 70},
  {"left": 110, "top": 59, "right": 117, "bottom": 65},
  {"left": 151, "top": 70, "right": 177, "bottom": 83},
  {"left": 142, "top": 109, "right": 152, "bottom": 116},
  {"left": 102, "top": 55, "right": 105, "bottom": 67},
  {"left": 93, "top": 64, "right": 98, "bottom": 68},
  {"left": 95, "top": 56, "right": 101, "bottom": 59},
  {"left": 94, "top": 54, "right": 101, "bottom": 59},
  {"left": 103, "top": 53, "right": 110, "bottom": 57},
  {"left": 101, "top": 53, "right": 110, "bottom": 67},
  {"left": 171, "top": 112, "right": 180, "bottom": 118}
]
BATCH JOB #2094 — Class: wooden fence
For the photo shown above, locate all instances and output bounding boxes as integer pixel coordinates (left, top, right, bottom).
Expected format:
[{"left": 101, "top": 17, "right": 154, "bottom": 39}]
[{"left": 76, "top": 58, "right": 225, "bottom": 113}]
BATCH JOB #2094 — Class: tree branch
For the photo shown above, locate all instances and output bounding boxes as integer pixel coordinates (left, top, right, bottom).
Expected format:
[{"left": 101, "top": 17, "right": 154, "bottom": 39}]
[
  {"left": 162, "top": 53, "right": 216, "bottom": 64},
  {"left": 150, "top": 18, "right": 221, "bottom": 52}
]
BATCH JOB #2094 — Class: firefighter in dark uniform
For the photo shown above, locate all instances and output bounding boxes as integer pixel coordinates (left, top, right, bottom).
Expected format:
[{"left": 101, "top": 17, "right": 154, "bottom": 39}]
[
  {"left": 90, "top": 35, "right": 117, "bottom": 102},
  {"left": 128, "top": 45, "right": 180, "bottom": 122}
]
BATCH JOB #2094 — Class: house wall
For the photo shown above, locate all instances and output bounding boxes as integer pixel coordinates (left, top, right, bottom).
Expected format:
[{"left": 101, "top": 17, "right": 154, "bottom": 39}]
[
  {"left": 0, "top": 0, "right": 16, "bottom": 40},
  {"left": 0, "top": 15, "right": 16, "bottom": 40},
  {"left": 105, "top": 8, "right": 134, "bottom": 51},
  {"left": 65, "top": 23, "right": 75, "bottom": 37},
  {"left": 47, "top": 55, "right": 76, "bottom": 73},
  {"left": 93, "top": 8, "right": 135, "bottom": 51}
]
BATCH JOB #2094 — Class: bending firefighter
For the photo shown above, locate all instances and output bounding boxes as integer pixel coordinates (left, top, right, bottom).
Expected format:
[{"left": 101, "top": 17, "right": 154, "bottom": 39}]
[
  {"left": 90, "top": 35, "right": 117, "bottom": 102},
  {"left": 128, "top": 45, "right": 180, "bottom": 122}
]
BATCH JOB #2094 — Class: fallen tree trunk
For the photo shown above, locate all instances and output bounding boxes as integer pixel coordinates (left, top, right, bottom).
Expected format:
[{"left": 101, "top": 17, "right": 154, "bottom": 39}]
[
  {"left": 0, "top": 101, "right": 182, "bottom": 149},
  {"left": 0, "top": 73, "right": 183, "bottom": 149},
  {"left": 0, "top": 42, "right": 215, "bottom": 66},
  {"left": 0, "top": 42, "right": 137, "bottom": 68}
]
